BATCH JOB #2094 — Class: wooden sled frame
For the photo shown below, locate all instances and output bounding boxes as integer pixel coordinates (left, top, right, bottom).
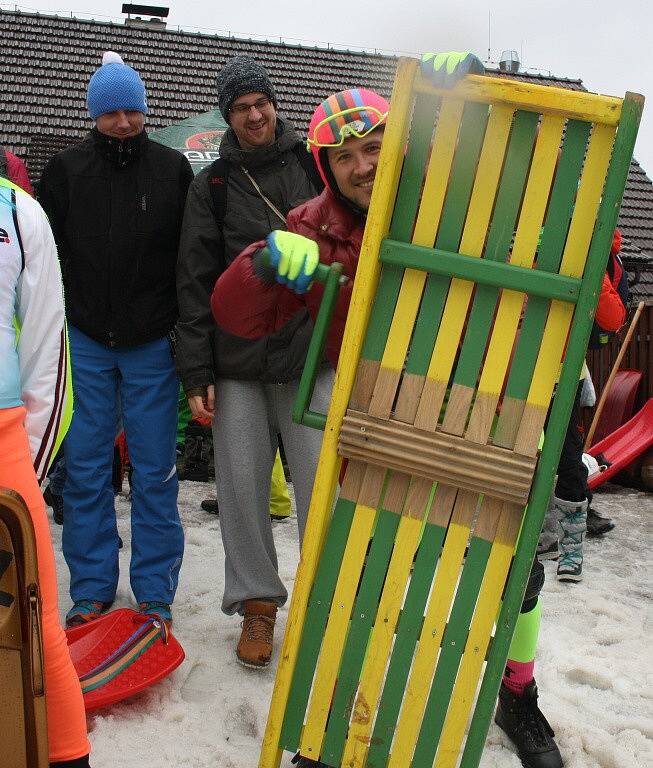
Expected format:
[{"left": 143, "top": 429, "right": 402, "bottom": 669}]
[
  {"left": 262, "top": 59, "right": 643, "bottom": 768},
  {"left": 0, "top": 488, "right": 48, "bottom": 768}
]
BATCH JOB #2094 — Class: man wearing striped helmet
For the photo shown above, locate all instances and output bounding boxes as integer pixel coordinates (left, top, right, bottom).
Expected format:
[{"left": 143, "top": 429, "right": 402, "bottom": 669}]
[{"left": 212, "top": 52, "right": 564, "bottom": 768}]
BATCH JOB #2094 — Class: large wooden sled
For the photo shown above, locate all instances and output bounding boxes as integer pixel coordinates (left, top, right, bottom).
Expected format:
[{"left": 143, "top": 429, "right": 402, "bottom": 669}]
[
  {"left": 0, "top": 489, "right": 48, "bottom": 768},
  {"left": 261, "top": 59, "right": 643, "bottom": 768}
]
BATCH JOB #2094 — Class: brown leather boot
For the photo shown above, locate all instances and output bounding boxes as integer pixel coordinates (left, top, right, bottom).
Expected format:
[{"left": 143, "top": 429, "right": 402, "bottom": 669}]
[{"left": 237, "top": 600, "right": 277, "bottom": 668}]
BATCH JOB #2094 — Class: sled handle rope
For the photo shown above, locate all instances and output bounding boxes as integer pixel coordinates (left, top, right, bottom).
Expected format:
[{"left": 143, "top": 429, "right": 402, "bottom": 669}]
[{"left": 77, "top": 616, "right": 169, "bottom": 694}]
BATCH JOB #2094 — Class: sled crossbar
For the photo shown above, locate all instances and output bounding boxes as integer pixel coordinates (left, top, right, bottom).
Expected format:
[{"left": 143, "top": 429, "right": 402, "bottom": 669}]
[
  {"left": 380, "top": 240, "right": 582, "bottom": 303},
  {"left": 260, "top": 58, "right": 643, "bottom": 768},
  {"left": 338, "top": 409, "right": 537, "bottom": 505}
]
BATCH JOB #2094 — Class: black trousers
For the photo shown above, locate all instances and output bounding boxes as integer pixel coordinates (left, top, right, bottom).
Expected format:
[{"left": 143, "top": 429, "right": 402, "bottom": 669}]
[{"left": 554, "top": 381, "right": 588, "bottom": 503}]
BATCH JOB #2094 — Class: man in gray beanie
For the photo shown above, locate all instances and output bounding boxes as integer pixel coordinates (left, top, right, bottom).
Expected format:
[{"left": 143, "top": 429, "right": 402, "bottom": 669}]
[
  {"left": 39, "top": 51, "right": 192, "bottom": 630},
  {"left": 216, "top": 56, "right": 278, "bottom": 124},
  {"left": 176, "top": 56, "right": 329, "bottom": 669}
]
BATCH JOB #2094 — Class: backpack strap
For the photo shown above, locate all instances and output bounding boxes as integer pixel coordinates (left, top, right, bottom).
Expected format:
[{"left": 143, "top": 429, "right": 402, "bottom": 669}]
[
  {"left": 207, "top": 145, "right": 323, "bottom": 231},
  {"left": 207, "top": 157, "right": 230, "bottom": 228},
  {"left": 292, "top": 142, "right": 324, "bottom": 193},
  {"left": 206, "top": 157, "right": 230, "bottom": 273}
]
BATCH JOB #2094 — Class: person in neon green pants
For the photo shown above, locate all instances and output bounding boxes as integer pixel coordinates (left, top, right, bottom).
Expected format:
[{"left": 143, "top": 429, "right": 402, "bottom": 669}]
[{"left": 201, "top": 449, "right": 291, "bottom": 519}]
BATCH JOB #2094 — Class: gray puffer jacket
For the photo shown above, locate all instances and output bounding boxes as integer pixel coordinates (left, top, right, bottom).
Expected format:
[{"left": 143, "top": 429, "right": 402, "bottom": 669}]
[{"left": 176, "top": 117, "right": 321, "bottom": 390}]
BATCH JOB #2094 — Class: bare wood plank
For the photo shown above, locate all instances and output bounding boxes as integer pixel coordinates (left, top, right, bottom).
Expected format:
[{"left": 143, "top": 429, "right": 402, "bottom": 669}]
[
  {"left": 465, "top": 391, "right": 500, "bottom": 444},
  {"left": 494, "top": 500, "right": 524, "bottom": 545},
  {"left": 357, "top": 465, "right": 388, "bottom": 509},
  {"left": 473, "top": 495, "right": 503, "bottom": 541},
  {"left": 383, "top": 472, "right": 412, "bottom": 514},
  {"left": 368, "top": 368, "right": 402, "bottom": 420},
  {"left": 492, "top": 396, "right": 526, "bottom": 449},
  {"left": 351, "top": 359, "right": 382, "bottom": 411},
  {"left": 441, "top": 383, "right": 475, "bottom": 436},
  {"left": 393, "top": 373, "right": 426, "bottom": 424},
  {"left": 340, "top": 459, "right": 367, "bottom": 501},
  {"left": 428, "top": 484, "right": 458, "bottom": 526},
  {"left": 413, "top": 379, "right": 448, "bottom": 432},
  {"left": 404, "top": 477, "right": 435, "bottom": 521},
  {"left": 514, "top": 403, "right": 549, "bottom": 457}
]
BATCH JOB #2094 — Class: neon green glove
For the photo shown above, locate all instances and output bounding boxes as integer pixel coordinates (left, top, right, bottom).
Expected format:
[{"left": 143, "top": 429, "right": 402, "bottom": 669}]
[
  {"left": 421, "top": 51, "right": 484, "bottom": 88},
  {"left": 266, "top": 230, "right": 320, "bottom": 294}
]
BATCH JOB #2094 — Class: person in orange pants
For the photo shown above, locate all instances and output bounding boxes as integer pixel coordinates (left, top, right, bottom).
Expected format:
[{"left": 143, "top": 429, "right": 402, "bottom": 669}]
[{"left": 0, "top": 175, "right": 90, "bottom": 766}]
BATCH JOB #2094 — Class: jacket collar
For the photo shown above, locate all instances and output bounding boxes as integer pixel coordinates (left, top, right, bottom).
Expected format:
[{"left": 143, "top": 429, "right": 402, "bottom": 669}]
[
  {"left": 218, "top": 116, "right": 301, "bottom": 170},
  {"left": 91, "top": 128, "right": 147, "bottom": 168},
  {"left": 312, "top": 187, "right": 365, "bottom": 243}
]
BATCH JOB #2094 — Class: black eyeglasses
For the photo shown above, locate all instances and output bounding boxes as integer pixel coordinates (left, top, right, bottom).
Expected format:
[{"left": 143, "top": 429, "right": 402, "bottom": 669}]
[{"left": 229, "top": 96, "right": 272, "bottom": 115}]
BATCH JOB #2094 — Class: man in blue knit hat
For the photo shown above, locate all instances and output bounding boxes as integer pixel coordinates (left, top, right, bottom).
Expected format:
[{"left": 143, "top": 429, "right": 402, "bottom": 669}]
[{"left": 39, "top": 52, "right": 193, "bottom": 629}]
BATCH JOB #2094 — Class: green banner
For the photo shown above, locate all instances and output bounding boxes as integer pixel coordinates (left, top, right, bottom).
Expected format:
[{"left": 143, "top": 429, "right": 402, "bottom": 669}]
[{"left": 149, "top": 109, "right": 228, "bottom": 175}]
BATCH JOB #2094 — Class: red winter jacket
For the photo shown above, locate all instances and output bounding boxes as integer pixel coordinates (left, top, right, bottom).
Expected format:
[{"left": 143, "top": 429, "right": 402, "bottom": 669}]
[
  {"left": 4, "top": 150, "right": 34, "bottom": 196},
  {"left": 594, "top": 229, "right": 627, "bottom": 332},
  {"left": 212, "top": 187, "right": 364, "bottom": 368},
  {"left": 213, "top": 190, "right": 627, "bottom": 366}
]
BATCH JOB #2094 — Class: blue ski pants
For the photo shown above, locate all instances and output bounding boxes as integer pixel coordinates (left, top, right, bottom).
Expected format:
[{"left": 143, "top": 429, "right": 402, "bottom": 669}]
[{"left": 63, "top": 326, "right": 184, "bottom": 605}]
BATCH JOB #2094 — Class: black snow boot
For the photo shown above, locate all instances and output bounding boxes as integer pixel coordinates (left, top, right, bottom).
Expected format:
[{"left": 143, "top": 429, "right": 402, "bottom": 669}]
[
  {"left": 495, "top": 680, "right": 563, "bottom": 768},
  {"left": 43, "top": 485, "right": 64, "bottom": 525},
  {"left": 50, "top": 755, "right": 91, "bottom": 767},
  {"left": 201, "top": 498, "right": 219, "bottom": 515},
  {"left": 586, "top": 507, "right": 615, "bottom": 537},
  {"left": 291, "top": 753, "right": 328, "bottom": 767}
]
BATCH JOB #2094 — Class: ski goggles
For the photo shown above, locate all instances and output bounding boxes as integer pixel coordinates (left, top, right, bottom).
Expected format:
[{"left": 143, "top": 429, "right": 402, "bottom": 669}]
[{"left": 307, "top": 105, "right": 388, "bottom": 150}]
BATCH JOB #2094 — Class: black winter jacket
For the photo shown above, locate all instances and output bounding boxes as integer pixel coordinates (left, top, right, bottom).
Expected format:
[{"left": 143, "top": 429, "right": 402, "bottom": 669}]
[
  {"left": 175, "top": 117, "right": 322, "bottom": 390},
  {"left": 38, "top": 129, "right": 193, "bottom": 348}
]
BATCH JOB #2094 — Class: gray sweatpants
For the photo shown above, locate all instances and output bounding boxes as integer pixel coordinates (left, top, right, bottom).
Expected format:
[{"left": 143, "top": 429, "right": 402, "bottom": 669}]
[{"left": 212, "top": 368, "right": 334, "bottom": 615}]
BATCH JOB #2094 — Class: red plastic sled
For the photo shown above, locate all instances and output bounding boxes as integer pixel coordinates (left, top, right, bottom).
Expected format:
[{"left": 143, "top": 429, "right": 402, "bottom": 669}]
[
  {"left": 66, "top": 608, "right": 185, "bottom": 711},
  {"left": 587, "top": 398, "right": 653, "bottom": 490},
  {"left": 591, "top": 369, "right": 642, "bottom": 445}
]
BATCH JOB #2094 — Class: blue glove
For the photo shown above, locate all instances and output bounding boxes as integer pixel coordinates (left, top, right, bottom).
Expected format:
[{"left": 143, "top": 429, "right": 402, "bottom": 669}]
[
  {"left": 421, "top": 51, "right": 485, "bottom": 88},
  {"left": 266, "top": 230, "right": 320, "bottom": 294}
]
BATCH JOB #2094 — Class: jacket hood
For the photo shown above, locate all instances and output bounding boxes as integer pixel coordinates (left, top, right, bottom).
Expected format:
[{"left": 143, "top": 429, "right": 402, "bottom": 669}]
[{"left": 219, "top": 116, "right": 302, "bottom": 170}]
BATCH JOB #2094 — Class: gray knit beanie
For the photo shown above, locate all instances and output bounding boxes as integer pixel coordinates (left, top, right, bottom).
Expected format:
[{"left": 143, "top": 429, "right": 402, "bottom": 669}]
[{"left": 216, "top": 56, "right": 278, "bottom": 120}]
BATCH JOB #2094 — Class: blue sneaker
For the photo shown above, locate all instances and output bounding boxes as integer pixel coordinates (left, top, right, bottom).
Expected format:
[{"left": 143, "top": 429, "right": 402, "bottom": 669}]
[
  {"left": 139, "top": 601, "right": 172, "bottom": 625},
  {"left": 65, "top": 599, "right": 111, "bottom": 628}
]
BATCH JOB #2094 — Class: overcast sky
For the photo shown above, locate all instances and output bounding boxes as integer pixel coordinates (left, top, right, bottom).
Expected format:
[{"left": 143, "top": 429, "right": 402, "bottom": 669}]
[{"left": 7, "top": 0, "right": 652, "bottom": 173}]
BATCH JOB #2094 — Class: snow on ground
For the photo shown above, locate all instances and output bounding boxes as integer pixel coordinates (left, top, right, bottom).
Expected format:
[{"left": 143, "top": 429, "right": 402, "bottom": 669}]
[{"left": 50, "top": 481, "right": 653, "bottom": 768}]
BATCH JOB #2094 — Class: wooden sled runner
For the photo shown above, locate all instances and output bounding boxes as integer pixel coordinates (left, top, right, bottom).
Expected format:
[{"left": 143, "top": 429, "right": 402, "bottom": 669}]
[
  {"left": 261, "top": 59, "right": 643, "bottom": 768},
  {"left": 0, "top": 489, "right": 48, "bottom": 768}
]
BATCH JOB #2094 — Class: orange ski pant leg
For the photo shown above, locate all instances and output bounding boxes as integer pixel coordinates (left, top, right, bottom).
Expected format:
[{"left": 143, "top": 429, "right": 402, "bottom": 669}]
[{"left": 0, "top": 407, "right": 89, "bottom": 762}]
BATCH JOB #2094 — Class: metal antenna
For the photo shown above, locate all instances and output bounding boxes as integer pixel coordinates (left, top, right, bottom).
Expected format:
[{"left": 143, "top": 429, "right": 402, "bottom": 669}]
[{"left": 487, "top": 10, "right": 492, "bottom": 63}]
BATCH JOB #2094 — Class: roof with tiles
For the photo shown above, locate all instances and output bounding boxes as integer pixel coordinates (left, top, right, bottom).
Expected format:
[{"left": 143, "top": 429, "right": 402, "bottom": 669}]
[
  {"left": 0, "top": 9, "right": 397, "bottom": 156},
  {"left": 1, "top": 9, "right": 651, "bottom": 298}
]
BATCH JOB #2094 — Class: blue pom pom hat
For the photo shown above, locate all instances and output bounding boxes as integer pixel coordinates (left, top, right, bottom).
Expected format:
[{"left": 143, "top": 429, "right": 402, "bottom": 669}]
[{"left": 87, "top": 51, "right": 148, "bottom": 120}]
